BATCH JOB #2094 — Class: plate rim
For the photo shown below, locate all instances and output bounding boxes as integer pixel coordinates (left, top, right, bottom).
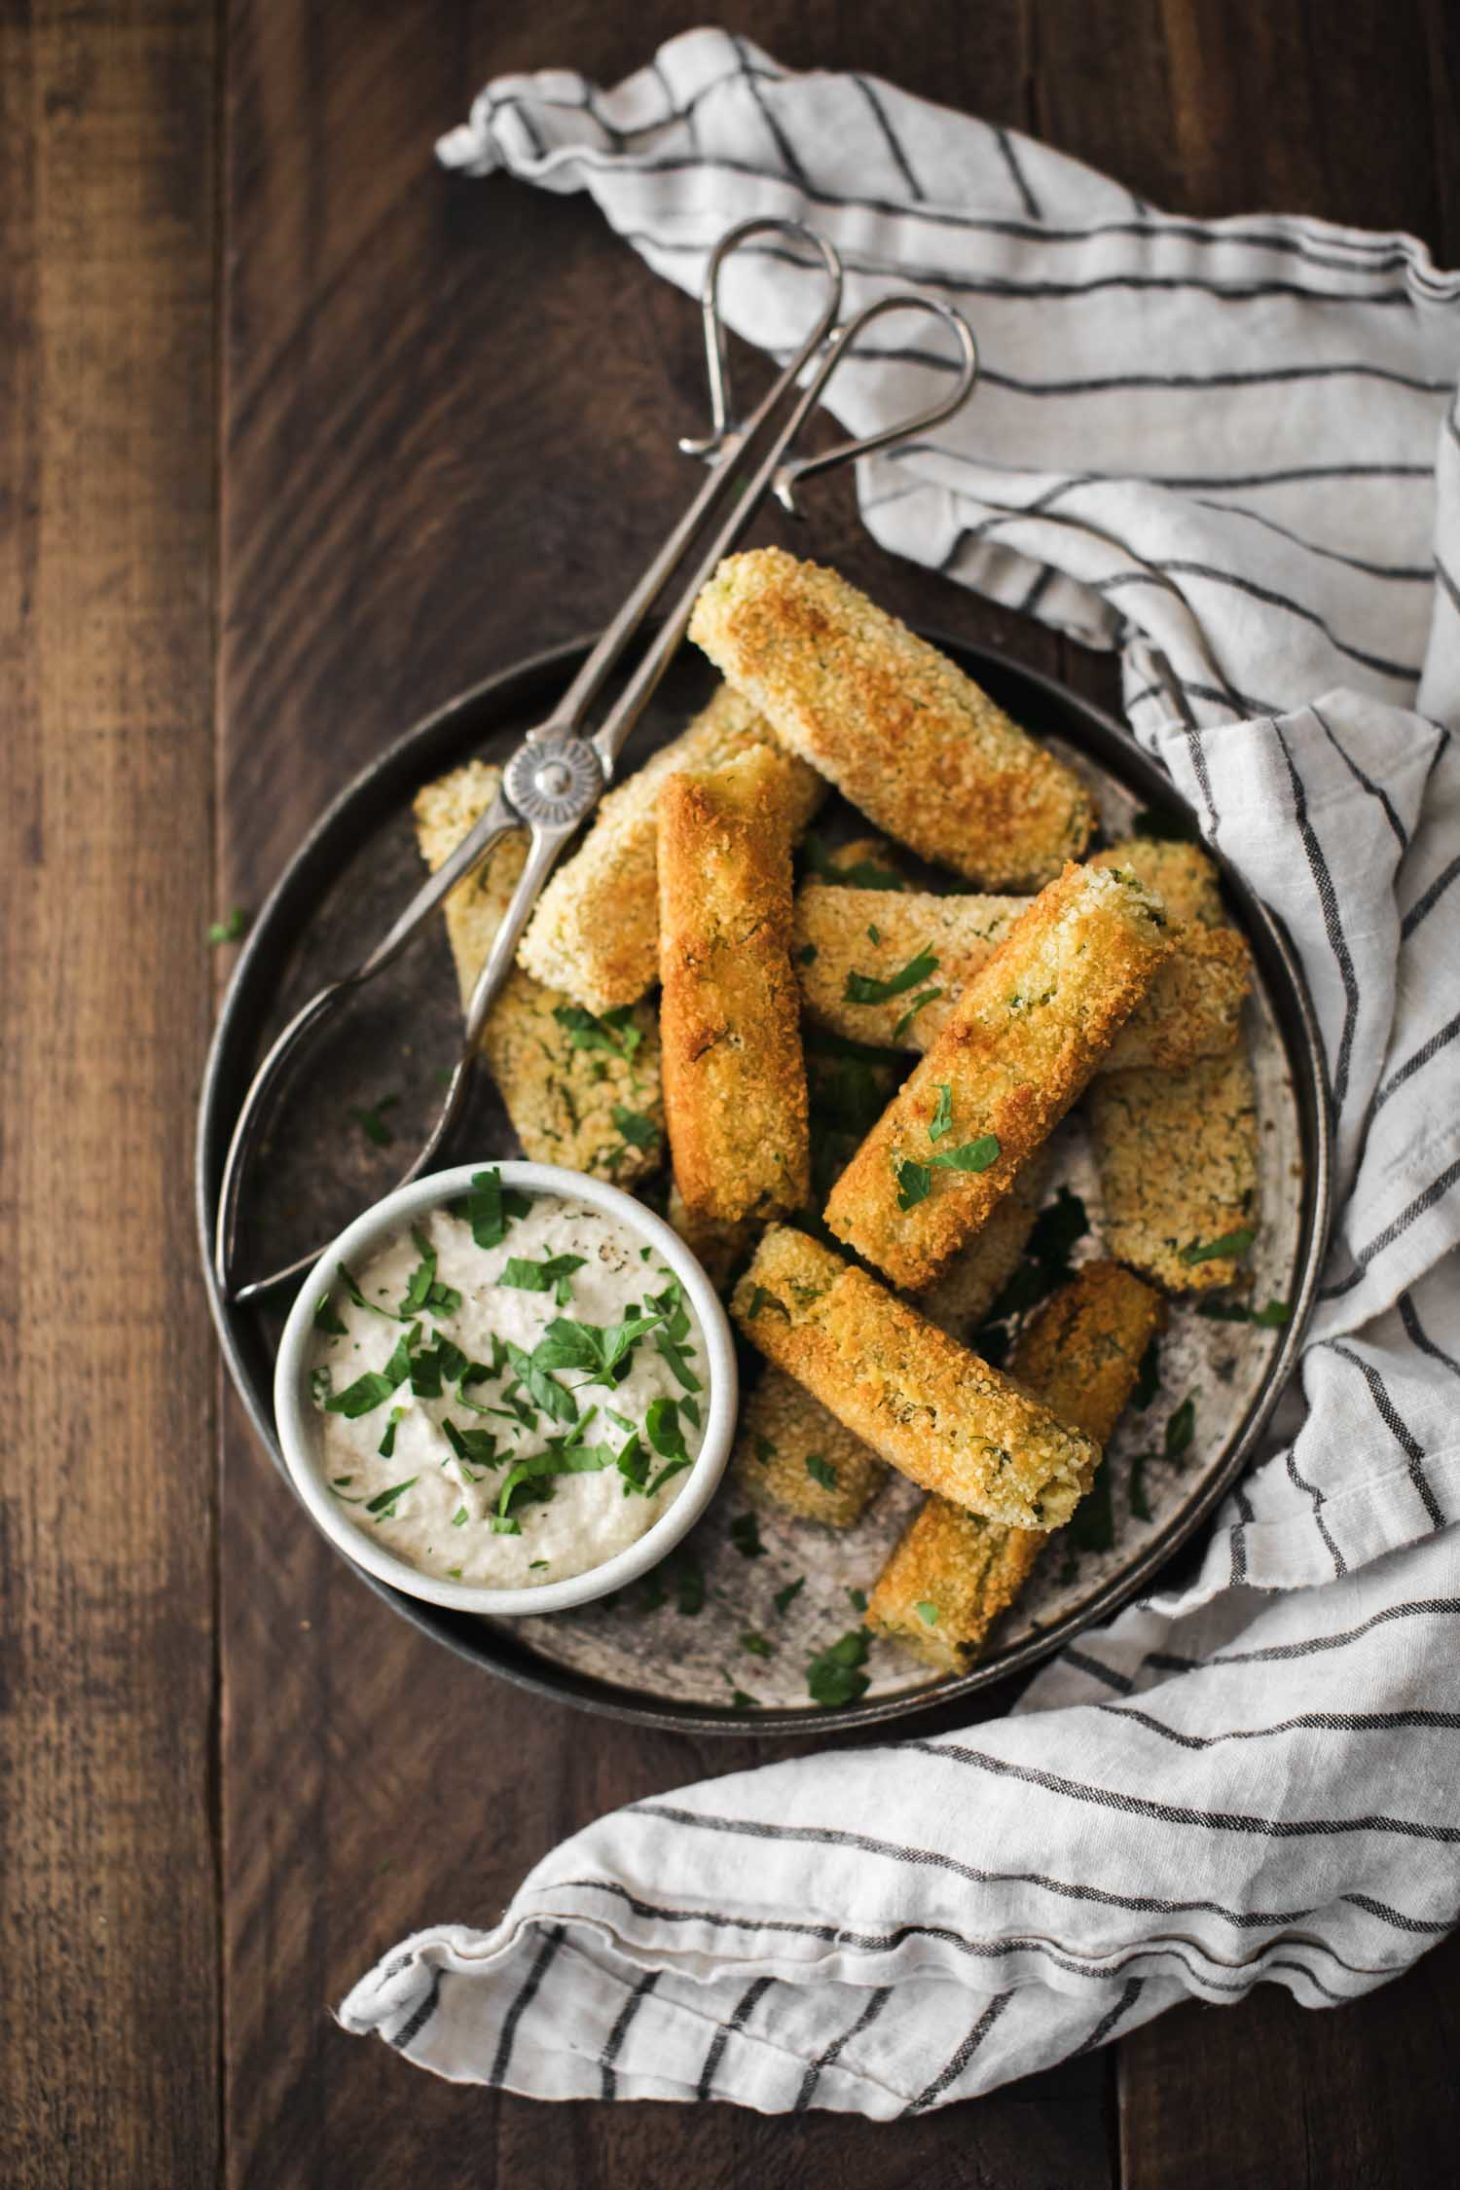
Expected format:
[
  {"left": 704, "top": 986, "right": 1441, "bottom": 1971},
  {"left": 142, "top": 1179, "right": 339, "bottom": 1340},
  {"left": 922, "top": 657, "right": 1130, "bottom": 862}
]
[{"left": 197, "top": 630, "right": 1333, "bottom": 1736}]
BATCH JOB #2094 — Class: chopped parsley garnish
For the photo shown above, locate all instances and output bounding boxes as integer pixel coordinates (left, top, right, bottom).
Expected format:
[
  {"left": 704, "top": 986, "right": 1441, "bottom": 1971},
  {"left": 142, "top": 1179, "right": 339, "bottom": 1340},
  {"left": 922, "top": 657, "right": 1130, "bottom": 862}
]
[
  {"left": 843, "top": 947, "right": 939, "bottom": 1006},
  {"left": 312, "top": 1291, "right": 347, "bottom": 1336},
  {"left": 534, "top": 1309, "right": 661, "bottom": 1382},
  {"left": 895, "top": 1132, "right": 1001, "bottom": 1209},
  {"left": 933, "top": 1134, "right": 1002, "bottom": 1173},
  {"left": 774, "top": 1576, "right": 805, "bottom": 1615},
  {"left": 451, "top": 1506, "right": 469, "bottom": 1527},
  {"left": 797, "top": 943, "right": 818, "bottom": 965},
  {"left": 727, "top": 1687, "right": 758, "bottom": 1711},
  {"left": 442, "top": 1419, "right": 502, "bottom": 1477},
  {"left": 553, "top": 1001, "right": 644, "bottom": 1063},
  {"left": 675, "top": 1555, "right": 705, "bottom": 1616},
  {"left": 500, "top": 1252, "right": 587, "bottom": 1308},
  {"left": 377, "top": 1406, "right": 405, "bottom": 1459},
  {"left": 646, "top": 1396, "right": 688, "bottom": 1464},
  {"left": 754, "top": 1434, "right": 776, "bottom": 1465},
  {"left": 740, "top": 1630, "right": 773, "bottom": 1659},
  {"left": 504, "top": 1339, "right": 580, "bottom": 1426},
  {"left": 611, "top": 1104, "right": 659, "bottom": 1152},
  {"left": 807, "top": 1629, "right": 871, "bottom": 1708},
  {"left": 399, "top": 1226, "right": 463, "bottom": 1318},
  {"left": 895, "top": 1157, "right": 932, "bottom": 1210},
  {"left": 529, "top": 1558, "right": 549, "bottom": 1570},
  {"left": 928, "top": 1083, "right": 954, "bottom": 1143},
  {"left": 365, "top": 1477, "right": 417, "bottom": 1521},
  {"left": 846, "top": 1586, "right": 868, "bottom": 1614},
  {"left": 915, "top": 1600, "right": 940, "bottom": 1627},
  {"left": 867, "top": 923, "right": 881, "bottom": 944},
  {"left": 805, "top": 1454, "right": 838, "bottom": 1491},
  {"left": 729, "top": 1512, "right": 764, "bottom": 1559},
  {"left": 323, "top": 1332, "right": 414, "bottom": 1417},
  {"left": 745, "top": 1285, "right": 789, "bottom": 1321},
  {"left": 647, "top": 1279, "right": 702, "bottom": 1393},
  {"left": 1182, "top": 1227, "right": 1255, "bottom": 1265},
  {"left": 892, "top": 987, "right": 945, "bottom": 1041},
  {"left": 335, "top": 1262, "right": 406, "bottom": 1321},
  {"left": 407, "top": 1335, "right": 468, "bottom": 1399},
  {"left": 495, "top": 1442, "right": 617, "bottom": 1525},
  {"left": 1197, "top": 1297, "right": 1291, "bottom": 1327},
  {"left": 1164, "top": 1395, "right": 1196, "bottom": 1458},
  {"left": 206, "top": 907, "right": 251, "bottom": 945},
  {"left": 349, "top": 1096, "right": 399, "bottom": 1148},
  {"left": 464, "top": 1166, "right": 531, "bottom": 1249}
]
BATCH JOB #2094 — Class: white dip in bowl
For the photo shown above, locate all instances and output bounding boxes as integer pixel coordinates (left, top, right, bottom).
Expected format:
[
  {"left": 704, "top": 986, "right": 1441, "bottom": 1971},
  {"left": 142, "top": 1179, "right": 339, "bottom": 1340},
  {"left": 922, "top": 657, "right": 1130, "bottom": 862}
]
[{"left": 273, "top": 1162, "right": 736, "bottom": 1616}]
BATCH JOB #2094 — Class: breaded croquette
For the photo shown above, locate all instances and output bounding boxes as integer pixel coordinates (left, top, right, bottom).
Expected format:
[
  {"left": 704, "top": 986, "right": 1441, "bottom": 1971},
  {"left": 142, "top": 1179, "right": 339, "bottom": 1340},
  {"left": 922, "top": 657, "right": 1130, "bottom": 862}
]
[
  {"left": 917, "top": 1145, "right": 1054, "bottom": 1339},
  {"left": 731, "top": 1227, "right": 1099, "bottom": 1530},
  {"left": 1088, "top": 1048, "right": 1260, "bottom": 1291},
  {"left": 866, "top": 1262, "right": 1166, "bottom": 1670},
  {"left": 1090, "top": 836, "right": 1225, "bottom": 928},
  {"left": 413, "top": 764, "right": 663, "bottom": 1181},
  {"left": 734, "top": 1368, "right": 886, "bottom": 1528},
  {"left": 794, "top": 882, "right": 1250, "bottom": 1068},
  {"left": 658, "top": 746, "right": 811, "bottom": 1226},
  {"left": 689, "top": 547, "right": 1094, "bottom": 890},
  {"left": 824, "top": 863, "right": 1169, "bottom": 1291},
  {"left": 517, "top": 684, "right": 823, "bottom": 1013}
]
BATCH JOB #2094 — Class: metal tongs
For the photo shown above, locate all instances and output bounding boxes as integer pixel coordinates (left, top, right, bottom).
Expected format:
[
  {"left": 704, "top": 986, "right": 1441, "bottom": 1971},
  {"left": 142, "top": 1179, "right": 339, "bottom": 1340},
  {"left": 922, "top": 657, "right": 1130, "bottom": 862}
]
[{"left": 216, "top": 218, "right": 979, "bottom": 1303}]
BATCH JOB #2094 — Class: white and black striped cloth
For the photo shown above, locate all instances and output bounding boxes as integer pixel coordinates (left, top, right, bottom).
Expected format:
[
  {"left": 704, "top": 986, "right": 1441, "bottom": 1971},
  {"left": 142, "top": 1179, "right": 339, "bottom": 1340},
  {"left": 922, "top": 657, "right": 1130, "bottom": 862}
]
[{"left": 340, "top": 31, "right": 1460, "bottom": 2113}]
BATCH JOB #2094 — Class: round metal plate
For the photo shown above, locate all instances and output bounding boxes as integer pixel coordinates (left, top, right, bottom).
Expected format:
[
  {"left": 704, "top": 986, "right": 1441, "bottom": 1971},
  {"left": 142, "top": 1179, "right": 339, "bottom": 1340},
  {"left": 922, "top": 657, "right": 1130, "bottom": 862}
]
[{"left": 197, "top": 634, "right": 1331, "bottom": 1735}]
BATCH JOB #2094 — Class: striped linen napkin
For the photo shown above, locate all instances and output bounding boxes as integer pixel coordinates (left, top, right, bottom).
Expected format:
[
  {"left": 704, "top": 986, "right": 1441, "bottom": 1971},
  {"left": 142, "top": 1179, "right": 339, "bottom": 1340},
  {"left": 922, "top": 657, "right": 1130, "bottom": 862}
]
[{"left": 339, "top": 30, "right": 1460, "bottom": 2114}]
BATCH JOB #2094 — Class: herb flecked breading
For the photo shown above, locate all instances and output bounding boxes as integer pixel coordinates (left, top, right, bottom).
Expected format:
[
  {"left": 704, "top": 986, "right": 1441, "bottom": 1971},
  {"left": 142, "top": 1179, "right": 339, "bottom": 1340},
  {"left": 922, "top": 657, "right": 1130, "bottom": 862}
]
[
  {"left": 732, "top": 1226, "right": 1099, "bottom": 1532},
  {"left": 823, "top": 862, "right": 1170, "bottom": 1292},
  {"left": 688, "top": 545, "right": 1095, "bottom": 890}
]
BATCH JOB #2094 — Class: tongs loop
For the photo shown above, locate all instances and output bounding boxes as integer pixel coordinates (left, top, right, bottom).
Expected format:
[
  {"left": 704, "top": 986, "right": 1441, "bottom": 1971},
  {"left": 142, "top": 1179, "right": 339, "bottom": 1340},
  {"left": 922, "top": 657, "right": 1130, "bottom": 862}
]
[{"left": 215, "top": 219, "right": 979, "bottom": 1305}]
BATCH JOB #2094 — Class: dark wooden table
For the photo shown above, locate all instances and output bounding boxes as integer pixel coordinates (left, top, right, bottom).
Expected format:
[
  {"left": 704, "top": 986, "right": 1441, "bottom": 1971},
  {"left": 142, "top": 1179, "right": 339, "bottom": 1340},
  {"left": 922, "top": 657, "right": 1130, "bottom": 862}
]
[{"left": 6, "top": 3, "right": 1460, "bottom": 2184}]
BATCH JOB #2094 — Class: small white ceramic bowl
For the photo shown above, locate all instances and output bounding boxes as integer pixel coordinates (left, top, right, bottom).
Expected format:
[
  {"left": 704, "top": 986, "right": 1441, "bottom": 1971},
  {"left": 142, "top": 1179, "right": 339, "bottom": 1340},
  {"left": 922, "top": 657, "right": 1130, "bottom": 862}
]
[{"left": 273, "top": 1160, "right": 737, "bottom": 1617}]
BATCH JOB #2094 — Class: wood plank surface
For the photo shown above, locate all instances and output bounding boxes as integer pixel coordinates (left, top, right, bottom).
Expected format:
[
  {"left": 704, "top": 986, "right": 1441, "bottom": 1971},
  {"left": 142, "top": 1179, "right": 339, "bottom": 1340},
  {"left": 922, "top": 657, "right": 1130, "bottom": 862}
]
[
  {"left": 8, "top": 0, "right": 1460, "bottom": 2183},
  {"left": 0, "top": 3, "right": 221, "bottom": 2184},
  {"left": 215, "top": 7, "right": 1460, "bottom": 2188}
]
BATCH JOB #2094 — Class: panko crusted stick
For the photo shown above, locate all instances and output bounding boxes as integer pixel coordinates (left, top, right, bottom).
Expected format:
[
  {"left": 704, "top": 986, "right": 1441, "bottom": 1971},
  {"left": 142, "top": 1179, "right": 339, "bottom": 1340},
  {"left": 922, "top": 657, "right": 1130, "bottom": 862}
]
[
  {"left": 731, "top": 1227, "right": 1099, "bottom": 1530},
  {"left": 519, "top": 684, "right": 824, "bottom": 1012},
  {"left": 689, "top": 547, "right": 1094, "bottom": 889},
  {"left": 413, "top": 764, "right": 663, "bottom": 1180},
  {"left": 795, "top": 881, "right": 1250, "bottom": 1066},
  {"left": 867, "top": 1262, "right": 1166, "bottom": 1671},
  {"left": 658, "top": 746, "right": 811, "bottom": 1226},
  {"left": 824, "top": 862, "right": 1169, "bottom": 1291},
  {"left": 1089, "top": 1048, "right": 1260, "bottom": 1290}
]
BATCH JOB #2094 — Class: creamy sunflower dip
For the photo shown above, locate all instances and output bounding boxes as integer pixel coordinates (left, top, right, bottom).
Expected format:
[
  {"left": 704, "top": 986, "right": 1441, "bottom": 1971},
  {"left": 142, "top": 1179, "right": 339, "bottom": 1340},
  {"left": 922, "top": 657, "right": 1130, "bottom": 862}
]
[{"left": 305, "top": 1169, "right": 705, "bottom": 1589}]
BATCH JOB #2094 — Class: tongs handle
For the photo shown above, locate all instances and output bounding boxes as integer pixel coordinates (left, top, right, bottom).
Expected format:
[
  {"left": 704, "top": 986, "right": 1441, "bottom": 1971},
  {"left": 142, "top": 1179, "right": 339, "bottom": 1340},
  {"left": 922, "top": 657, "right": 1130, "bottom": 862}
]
[
  {"left": 585, "top": 285, "right": 979, "bottom": 783},
  {"left": 213, "top": 221, "right": 981, "bottom": 1306}
]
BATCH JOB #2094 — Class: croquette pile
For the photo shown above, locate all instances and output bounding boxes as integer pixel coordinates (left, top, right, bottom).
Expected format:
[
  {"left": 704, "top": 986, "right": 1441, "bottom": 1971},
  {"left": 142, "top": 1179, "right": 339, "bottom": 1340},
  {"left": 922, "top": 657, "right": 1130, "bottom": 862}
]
[{"left": 414, "top": 546, "right": 1262, "bottom": 1675}]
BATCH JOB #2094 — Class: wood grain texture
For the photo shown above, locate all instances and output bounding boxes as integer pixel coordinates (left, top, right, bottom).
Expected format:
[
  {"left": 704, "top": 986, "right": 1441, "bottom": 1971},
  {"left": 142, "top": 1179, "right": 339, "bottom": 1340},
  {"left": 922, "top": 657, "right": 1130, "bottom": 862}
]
[
  {"left": 0, "top": 3, "right": 221, "bottom": 2185},
  {"left": 205, "top": 0, "right": 1460, "bottom": 2185}
]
